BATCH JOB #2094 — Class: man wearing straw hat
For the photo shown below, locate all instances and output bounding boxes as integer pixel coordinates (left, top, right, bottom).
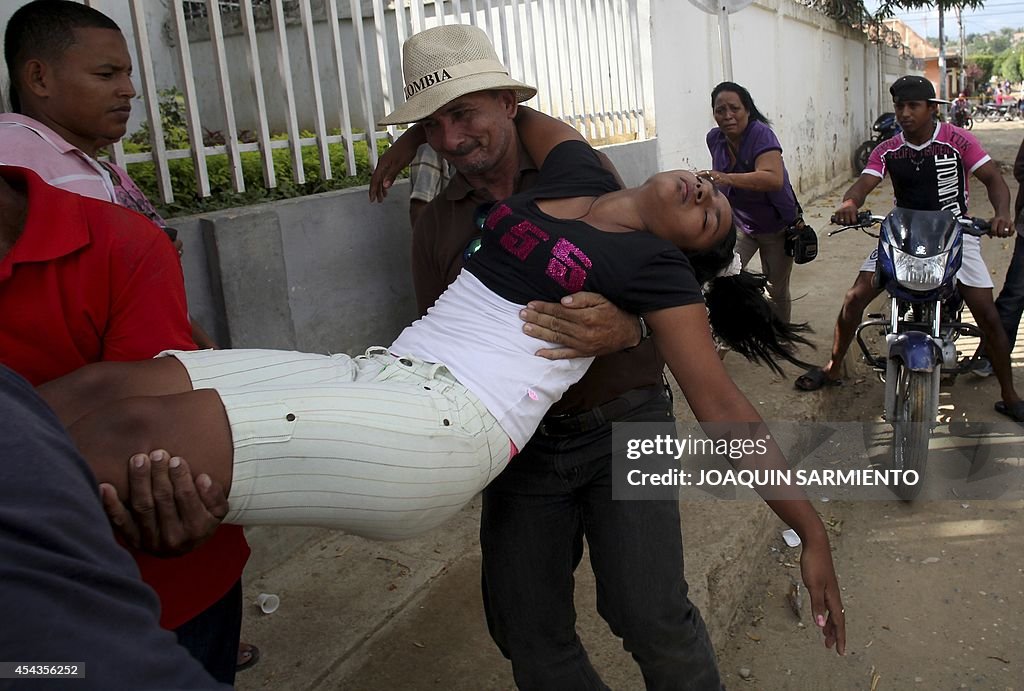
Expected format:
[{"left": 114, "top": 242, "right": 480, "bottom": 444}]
[{"left": 371, "top": 25, "right": 722, "bottom": 689}]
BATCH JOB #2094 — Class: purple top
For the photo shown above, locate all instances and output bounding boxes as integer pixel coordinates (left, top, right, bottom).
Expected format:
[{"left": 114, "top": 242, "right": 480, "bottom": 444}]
[{"left": 706, "top": 119, "right": 799, "bottom": 235}]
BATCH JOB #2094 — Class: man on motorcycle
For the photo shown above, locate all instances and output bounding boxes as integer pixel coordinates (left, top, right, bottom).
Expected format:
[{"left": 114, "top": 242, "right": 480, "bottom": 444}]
[
  {"left": 951, "top": 93, "right": 970, "bottom": 127},
  {"left": 795, "top": 76, "right": 1022, "bottom": 421}
]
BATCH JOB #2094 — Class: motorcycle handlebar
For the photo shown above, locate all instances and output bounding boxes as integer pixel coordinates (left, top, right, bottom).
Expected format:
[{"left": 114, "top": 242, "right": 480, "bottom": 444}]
[
  {"left": 827, "top": 212, "right": 990, "bottom": 237},
  {"left": 959, "top": 217, "right": 991, "bottom": 237},
  {"left": 827, "top": 210, "right": 882, "bottom": 236}
]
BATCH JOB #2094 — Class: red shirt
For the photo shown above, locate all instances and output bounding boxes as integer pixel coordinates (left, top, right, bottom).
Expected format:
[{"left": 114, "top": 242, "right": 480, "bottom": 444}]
[{"left": 0, "top": 167, "right": 249, "bottom": 629}]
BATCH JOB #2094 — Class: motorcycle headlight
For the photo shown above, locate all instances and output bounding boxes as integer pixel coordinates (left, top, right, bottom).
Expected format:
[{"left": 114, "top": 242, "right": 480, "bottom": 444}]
[{"left": 892, "top": 247, "right": 949, "bottom": 291}]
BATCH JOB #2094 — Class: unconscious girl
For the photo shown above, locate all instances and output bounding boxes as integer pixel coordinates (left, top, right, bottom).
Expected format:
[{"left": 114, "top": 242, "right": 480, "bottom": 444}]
[{"left": 39, "top": 107, "right": 843, "bottom": 652}]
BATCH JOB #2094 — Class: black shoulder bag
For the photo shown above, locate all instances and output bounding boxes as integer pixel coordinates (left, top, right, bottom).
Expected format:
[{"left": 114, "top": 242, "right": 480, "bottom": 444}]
[{"left": 783, "top": 201, "right": 818, "bottom": 265}]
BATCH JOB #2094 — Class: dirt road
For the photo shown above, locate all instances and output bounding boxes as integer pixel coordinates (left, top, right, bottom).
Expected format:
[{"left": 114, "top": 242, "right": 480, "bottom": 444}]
[
  {"left": 715, "top": 120, "right": 1024, "bottom": 690},
  {"left": 233, "top": 122, "right": 1022, "bottom": 691}
]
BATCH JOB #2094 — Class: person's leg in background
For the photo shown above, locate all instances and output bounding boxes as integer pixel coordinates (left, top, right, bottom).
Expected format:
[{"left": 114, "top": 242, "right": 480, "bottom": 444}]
[
  {"left": 961, "top": 284, "right": 1023, "bottom": 418},
  {"left": 755, "top": 231, "right": 795, "bottom": 324},
  {"left": 994, "top": 233, "right": 1024, "bottom": 353},
  {"left": 795, "top": 271, "right": 880, "bottom": 390},
  {"left": 236, "top": 640, "right": 260, "bottom": 672},
  {"left": 971, "top": 235, "right": 1024, "bottom": 377},
  {"left": 175, "top": 580, "right": 244, "bottom": 684},
  {"left": 735, "top": 230, "right": 759, "bottom": 271}
]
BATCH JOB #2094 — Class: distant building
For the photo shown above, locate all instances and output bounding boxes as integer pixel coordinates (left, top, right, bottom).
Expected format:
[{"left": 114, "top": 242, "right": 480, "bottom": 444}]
[{"left": 883, "top": 19, "right": 962, "bottom": 99}]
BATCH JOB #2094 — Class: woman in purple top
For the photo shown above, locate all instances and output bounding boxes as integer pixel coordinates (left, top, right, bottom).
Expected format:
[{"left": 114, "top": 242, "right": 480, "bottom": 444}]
[{"left": 701, "top": 82, "right": 801, "bottom": 323}]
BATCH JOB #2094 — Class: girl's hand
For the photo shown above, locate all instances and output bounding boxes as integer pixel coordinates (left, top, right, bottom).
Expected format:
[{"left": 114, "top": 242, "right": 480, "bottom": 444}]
[
  {"left": 369, "top": 128, "right": 425, "bottom": 202},
  {"left": 800, "top": 534, "right": 846, "bottom": 655}
]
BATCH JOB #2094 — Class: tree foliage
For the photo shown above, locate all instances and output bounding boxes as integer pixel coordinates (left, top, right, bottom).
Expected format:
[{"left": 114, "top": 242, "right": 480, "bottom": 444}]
[
  {"left": 1001, "top": 51, "right": 1022, "bottom": 83},
  {"left": 873, "top": 0, "right": 987, "bottom": 18}
]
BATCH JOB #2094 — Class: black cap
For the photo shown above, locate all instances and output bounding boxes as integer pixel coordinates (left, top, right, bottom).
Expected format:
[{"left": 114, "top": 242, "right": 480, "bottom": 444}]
[{"left": 889, "top": 75, "right": 946, "bottom": 104}]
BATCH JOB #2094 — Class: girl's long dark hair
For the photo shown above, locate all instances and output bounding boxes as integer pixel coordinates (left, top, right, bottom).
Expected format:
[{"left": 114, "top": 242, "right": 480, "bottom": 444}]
[{"left": 685, "top": 225, "right": 813, "bottom": 376}]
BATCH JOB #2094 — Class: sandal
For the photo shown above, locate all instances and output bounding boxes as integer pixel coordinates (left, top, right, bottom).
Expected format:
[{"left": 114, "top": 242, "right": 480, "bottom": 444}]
[
  {"left": 794, "top": 367, "right": 842, "bottom": 392},
  {"left": 994, "top": 400, "right": 1024, "bottom": 423},
  {"left": 236, "top": 642, "right": 260, "bottom": 672}
]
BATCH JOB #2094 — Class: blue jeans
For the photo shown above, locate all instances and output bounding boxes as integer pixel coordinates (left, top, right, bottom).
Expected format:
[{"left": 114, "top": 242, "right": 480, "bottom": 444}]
[
  {"left": 480, "top": 393, "right": 722, "bottom": 691},
  {"left": 174, "top": 579, "right": 243, "bottom": 684},
  {"left": 994, "top": 233, "right": 1024, "bottom": 346}
]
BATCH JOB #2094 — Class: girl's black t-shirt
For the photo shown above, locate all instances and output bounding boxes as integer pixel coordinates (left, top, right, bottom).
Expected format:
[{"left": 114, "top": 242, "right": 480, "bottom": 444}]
[{"left": 466, "top": 140, "right": 704, "bottom": 314}]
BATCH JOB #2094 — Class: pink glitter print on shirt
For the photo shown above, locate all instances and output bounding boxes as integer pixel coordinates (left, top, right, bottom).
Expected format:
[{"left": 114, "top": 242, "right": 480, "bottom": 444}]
[
  {"left": 501, "top": 220, "right": 550, "bottom": 260},
  {"left": 546, "top": 238, "right": 592, "bottom": 292},
  {"left": 485, "top": 203, "right": 513, "bottom": 230}
]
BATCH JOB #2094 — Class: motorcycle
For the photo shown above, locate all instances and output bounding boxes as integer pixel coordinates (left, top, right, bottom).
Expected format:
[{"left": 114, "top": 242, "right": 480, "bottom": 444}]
[
  {"left": 853, "top": 112, "right": 900, "bottom": 173},
  {"left": 949, "top": 104, "right": 973, "bottom": 130},
  {"left": 976, "top": 102, "right": 1020, "bottom": 122},
  {"left": 829, "top": 208, "right": 991, "bottom": 500}
]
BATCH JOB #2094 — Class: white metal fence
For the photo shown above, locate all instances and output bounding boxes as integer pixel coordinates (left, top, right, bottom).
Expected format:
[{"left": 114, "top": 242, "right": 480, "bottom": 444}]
[{"left": 84, "top": 0, "right": 649, "bottom": 203}]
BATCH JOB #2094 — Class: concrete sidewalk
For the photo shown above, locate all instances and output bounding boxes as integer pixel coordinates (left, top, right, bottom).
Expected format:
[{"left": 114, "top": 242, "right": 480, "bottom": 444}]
[
  {"left": 232, "top": 387, "right": 791, "bottom": 690},
  {"left": 231, "top": 182, "right": 856, "bottom": 690},
  {"left": 233, "top": 461, "right": 777, "bottom": 691}
]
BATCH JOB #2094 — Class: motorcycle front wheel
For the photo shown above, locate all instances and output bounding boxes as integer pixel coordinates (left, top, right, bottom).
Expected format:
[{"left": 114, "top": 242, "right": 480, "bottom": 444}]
[
  {"left": 890, "top": 363, "right": 933, "bottom": 500},
  {"left": 965, "top": 115, "right": 974, "bottom": 130}
]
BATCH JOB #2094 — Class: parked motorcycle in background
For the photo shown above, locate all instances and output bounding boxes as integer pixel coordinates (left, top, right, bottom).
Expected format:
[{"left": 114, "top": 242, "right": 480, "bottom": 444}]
[
  {"left": 853, "top": 112, "right": 901, "bottom": 174},
  {"left": 975, "top": 102, "right": 1021, "bottom": 122},
  {"left": 830, "top": 209, "right": 991, "bottom": 500}
]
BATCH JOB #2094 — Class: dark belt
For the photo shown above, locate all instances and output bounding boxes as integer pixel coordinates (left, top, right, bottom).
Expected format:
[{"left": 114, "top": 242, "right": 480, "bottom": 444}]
[{"left": 536, "top": 384, "right": 668, "bottom": 438}]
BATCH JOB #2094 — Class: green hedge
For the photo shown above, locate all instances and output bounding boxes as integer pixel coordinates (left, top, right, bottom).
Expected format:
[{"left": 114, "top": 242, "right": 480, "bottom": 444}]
[{"left": 123, "top": 135, "right": 394, "bottom": 218}]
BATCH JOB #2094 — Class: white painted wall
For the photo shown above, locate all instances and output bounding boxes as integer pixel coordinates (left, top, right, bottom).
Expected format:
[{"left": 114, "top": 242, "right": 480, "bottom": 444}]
[
  {"left": 0, "top": 0, "right": 915, "bottom": 193},
  {"left": 0, "top": 0, "right": 175, "bottom": 134},
  {"left": 0, "top": 1, "right": 640, "bottom": 136},
  {"left": 649, "top": 0, "right": 913, "bottom": 198}
]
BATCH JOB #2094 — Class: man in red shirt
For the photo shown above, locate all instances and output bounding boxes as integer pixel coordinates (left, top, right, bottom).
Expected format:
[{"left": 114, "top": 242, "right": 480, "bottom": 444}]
[
  {"left": 2, "top": 1, "right": 250, "bottom": 682},
  {"left": 0, "top": 166, "right": 250, "bottom": 681}
]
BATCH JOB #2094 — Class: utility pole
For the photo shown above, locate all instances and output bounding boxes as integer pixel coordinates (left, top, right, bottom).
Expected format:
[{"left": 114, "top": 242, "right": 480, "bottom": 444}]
[
  {"left": 938, "top": 7, "right": 947, "bottom": 100},
  {"left": 958, "top": 8, "right": 966, "bottom": 93}
]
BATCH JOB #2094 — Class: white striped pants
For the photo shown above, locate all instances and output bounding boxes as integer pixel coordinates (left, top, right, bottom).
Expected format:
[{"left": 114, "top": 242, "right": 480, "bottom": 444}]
[{"left": 165, "top": 347, "right": 511, "bottom": 541}]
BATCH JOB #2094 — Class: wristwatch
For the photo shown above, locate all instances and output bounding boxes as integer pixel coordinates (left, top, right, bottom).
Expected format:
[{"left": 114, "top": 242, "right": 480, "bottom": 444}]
[{"left": 626, "top": 315, "right": 652, "bottom": 350}]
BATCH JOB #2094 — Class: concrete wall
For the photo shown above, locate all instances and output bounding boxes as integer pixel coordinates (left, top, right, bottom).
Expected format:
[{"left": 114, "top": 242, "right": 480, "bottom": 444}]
[
  {"left": 171, "top": 139, "right": 659, "bottom": 353},
  {"left": 174, "top": 179, "right": 416, "bottom": 353},
  {"left": 649, "top": 0, "right": 913, "bottom": 201}
]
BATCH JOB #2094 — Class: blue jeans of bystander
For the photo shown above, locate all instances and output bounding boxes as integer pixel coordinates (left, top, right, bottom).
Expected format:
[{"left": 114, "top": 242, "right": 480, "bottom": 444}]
[
  {"left": 994, "top": 233, "right": 1024, "bottom": 348},
  {"left": 174, "top": 579, "right": 244, "bottom": 684}
]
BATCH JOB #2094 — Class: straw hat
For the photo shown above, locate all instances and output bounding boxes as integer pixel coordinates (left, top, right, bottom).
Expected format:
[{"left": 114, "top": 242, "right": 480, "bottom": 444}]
[{"left": 379, "top": 24, "right": 536, "bottom": 125}]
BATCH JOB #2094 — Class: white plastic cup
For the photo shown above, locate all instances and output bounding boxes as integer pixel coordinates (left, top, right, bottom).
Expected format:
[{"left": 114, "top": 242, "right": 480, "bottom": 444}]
[{"left": 255, "top": 593, "right": 280, "bottom": 614}]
